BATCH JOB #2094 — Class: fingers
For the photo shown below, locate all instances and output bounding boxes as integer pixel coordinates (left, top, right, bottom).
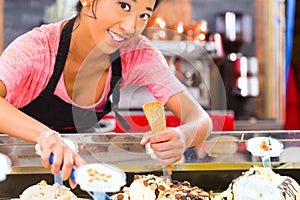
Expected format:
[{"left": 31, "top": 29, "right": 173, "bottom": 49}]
[
  {"left": 40, "top": 147, "right": 52, "bottom": 167},
  {"left": 51, "top": 151, "right": 64, "bottom": 175},
  {"left": 60, "top": 149, "right": 74, "bottom": 181},
  {"left": 73, "top": 151, "right": 87, "bottom": 167},
  {"left": 151, "top": 140, "right": 185, "bottom": 159},
  {"left": 57, "top": 150, "right": 85, "bottom": 181},
  {"left": 41, "top": 150, "right": 64, "bottom": 175},
  {"left": 143, "top": 128, "right": 186, "bottom": 165},
  {"left": 39, "top": 136, "right": 86, "bottom": 181},
  {"left": 146, "top": 129, "right": 185, "bottom": 149},
  {"left": 39, "top": 133, "right": 63, "bottom": 168},
  {"left": 146, "top": 129, "right": 178, "bottom": 143},
  {"left": 140, "top": 131, "right": 152, "bottom": 145},
  {"left": 154, "top": 147, "right": 184, "bottom": 165},
  {"left": 140, "top": 130, "right": 172, "bottom": 145}
]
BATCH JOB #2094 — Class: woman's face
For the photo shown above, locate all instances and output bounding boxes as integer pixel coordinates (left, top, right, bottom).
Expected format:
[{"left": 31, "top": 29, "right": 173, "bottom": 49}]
[{"left": 82, "top": 0, "right": 156, "bottom": 54}]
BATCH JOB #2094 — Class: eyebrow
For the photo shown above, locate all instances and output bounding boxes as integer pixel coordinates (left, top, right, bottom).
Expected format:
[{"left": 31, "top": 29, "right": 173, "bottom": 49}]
[
  {"left": 133, "top": 0, "right": 154, "bottom": 12},
  {"left": 146, "top": 7, "right": 154, "bottom": 12}
]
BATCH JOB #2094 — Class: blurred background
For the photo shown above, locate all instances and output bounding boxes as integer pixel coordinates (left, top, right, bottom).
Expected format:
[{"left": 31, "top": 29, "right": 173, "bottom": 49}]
[{"left": 0, "top": 0, "right": 298, "bottom": 131}]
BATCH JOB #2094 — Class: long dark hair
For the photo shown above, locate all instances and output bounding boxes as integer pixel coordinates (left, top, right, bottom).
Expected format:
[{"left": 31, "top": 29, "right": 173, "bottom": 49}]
[{"left": 75, "top": 0, "right": 161, "bottom": 17}]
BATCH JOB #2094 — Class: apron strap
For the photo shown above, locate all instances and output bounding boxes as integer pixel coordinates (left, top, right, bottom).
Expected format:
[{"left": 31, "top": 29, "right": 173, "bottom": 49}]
[
  {"left": 108, "top": 50, "right": 131, "bottom": 131},
  {"left": 46, "top": 17, "right": 76, "bottom": 92}
]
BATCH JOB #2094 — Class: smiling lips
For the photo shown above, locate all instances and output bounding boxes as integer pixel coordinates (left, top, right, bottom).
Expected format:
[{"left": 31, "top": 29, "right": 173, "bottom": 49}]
[{"left": 108, "top": 30, "right": 127, "bottom": 43}]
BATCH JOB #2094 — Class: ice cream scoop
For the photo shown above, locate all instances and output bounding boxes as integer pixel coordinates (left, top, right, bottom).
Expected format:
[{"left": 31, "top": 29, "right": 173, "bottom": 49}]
[
  {"left": 49, "top": 154, "right": 126, "bottom": 200},
  {"left": 246, "top": 137, "right": 284, "bottom": 168},
  {"left": 36, "top": 139, "right": 126, "bottom": 200}
]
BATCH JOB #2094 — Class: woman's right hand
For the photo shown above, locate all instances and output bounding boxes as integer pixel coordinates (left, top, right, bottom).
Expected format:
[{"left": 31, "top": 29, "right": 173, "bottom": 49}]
[
  {"left": 38, "top": 130, "right": 86, "bottom": 186},
  {"left": 1, "top": 83, "right": 85, "bottom": 188}
]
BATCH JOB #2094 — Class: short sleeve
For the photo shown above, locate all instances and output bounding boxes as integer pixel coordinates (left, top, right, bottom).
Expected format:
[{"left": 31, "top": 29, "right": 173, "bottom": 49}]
[
  {"left": 120, "top": 36, "right": 186, "bottom": 104},
  {"left": 0, "top": 22, "right": 60, "bottom": 107}
]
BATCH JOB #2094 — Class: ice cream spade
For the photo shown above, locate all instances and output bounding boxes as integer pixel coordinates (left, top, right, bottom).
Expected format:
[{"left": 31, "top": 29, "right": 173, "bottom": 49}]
[
  {"left": 36, "top": 140, "right": 126, "bottom": 200},
  {"left": 49, "top": 154, "right": 126, "bottom": 200},
  {"left": 246, "top": 136, "right": 284, "bottom": 168}
]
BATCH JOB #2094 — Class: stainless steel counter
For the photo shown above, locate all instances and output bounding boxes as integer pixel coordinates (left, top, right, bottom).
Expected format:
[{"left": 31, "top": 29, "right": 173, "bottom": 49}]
[
  {"left": 234, "top": 119, "right": 284, "bottom": 131},
  {"left": 1, "top": 131, "right": 300, "bottom": 198}
]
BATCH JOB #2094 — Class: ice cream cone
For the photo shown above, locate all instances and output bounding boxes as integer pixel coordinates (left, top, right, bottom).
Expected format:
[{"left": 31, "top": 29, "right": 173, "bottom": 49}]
[
  {"left": 142, "top": 101, "right": 166, "bottom": 133},
  {"left": 142, "top": 101, "right": 172, "bottom": 177}
]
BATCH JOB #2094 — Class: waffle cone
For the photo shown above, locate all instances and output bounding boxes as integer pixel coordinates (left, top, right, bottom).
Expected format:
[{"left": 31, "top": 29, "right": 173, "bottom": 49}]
[
  {"left": 143, "top": 101, "right": 172, "bottom": 176},
  {"left": 142, "top": 101, "right": 166, "bottom": 133}
]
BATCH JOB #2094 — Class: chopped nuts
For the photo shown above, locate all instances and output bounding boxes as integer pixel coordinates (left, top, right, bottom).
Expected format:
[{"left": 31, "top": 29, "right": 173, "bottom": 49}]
[
  {"left": 150, "top": 183, "right": 158, "bottom": 191},
  {"left": 143, "top": 180, "right": 148, "bottom": 186},
  {"left": 86, "top": 168, "right": 112, "bottom": 183},
  {"left": 88, "top": 178, "right": 94, "bottom": 183},
  {"left": 158, "top": 184, "right": 166, "bottom": 191},
  {"left": 106, "top": 174, "right": 112, "bottom": 178},
  {"left": 175, "top": 193, "right": 182, "bottom": 199},
  {"left": 39, "top": 180, "right": 47, "bottom": 186},
  {"left": 111, "top": 174, "right": 212, "bottom": 200},
  {"left": 117, "top": 194, "right": 124, "bottom": 200}
]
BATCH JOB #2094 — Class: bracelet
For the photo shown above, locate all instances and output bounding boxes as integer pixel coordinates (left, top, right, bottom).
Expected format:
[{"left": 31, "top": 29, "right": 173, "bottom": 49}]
[{"left": 37, "top": 129, "right": 60, "bottom": 145}]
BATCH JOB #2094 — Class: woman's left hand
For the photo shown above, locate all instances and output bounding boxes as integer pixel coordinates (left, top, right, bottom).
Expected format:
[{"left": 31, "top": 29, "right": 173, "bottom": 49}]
[{"left": 140, "top": 127, "right": 186, "bottom": 166}]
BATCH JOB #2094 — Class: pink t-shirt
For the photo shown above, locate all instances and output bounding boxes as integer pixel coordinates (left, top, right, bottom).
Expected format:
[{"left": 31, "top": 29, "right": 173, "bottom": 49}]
[{"left": 0, "top": 19, "right": 185, "bottom": 111}]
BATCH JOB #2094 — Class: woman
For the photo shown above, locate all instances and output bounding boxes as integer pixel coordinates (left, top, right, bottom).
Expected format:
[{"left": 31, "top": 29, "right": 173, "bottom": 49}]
[{"left": 0, "top": 0, "right": 212, "bottom": 186}]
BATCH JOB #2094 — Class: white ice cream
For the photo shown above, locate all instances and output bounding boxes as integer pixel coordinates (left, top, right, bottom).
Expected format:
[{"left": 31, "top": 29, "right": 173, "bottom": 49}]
[
  {"left": 217, "top": 166, "right": 300, "bottom": 200},
  {"left": 19, "top": 180, "right": 79, "bottom": 200},
  {"left": 0, "top": 153, "right": 12, "bottom": 182}
]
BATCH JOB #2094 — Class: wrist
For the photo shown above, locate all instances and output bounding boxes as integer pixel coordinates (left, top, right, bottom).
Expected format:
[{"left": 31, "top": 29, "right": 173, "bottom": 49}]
[
  {"left": 37, "top": 129, "right": 60, "bottom": 145},
  {"left": 35, "top": 130, "right": 60, "bottom": 156},
  {"left": 174, "top": 127, "right": 187, "bottom": 148}
]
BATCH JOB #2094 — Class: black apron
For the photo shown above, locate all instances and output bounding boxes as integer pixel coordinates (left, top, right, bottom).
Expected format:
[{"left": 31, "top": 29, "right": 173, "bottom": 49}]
[{"left": 20, "top": 17, "right": 130, "bottom": 133}]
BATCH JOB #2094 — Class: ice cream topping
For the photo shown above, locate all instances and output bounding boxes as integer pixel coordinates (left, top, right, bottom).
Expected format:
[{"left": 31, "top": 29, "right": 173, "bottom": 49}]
[
  {"left": 110, "top": 174, "right": 212, "bottom": 200},
  {"left": 19, "top": 180, "right": 79, "bottom": 200}
]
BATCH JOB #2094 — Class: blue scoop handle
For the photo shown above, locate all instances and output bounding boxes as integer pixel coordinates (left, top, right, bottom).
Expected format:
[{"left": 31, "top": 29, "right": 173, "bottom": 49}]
[{"left": 49, "top": 153, "right": 76, "bottom": 180}]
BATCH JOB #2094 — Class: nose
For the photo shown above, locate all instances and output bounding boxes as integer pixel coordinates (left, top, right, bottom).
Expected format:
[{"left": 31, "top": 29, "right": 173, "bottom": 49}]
[{"left": 120, "top": 14, "right": 136, "bottom": 35}]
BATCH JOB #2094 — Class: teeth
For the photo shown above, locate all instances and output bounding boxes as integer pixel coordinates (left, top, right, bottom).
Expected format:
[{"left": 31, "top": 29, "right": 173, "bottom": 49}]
[{"left": 109, "top": 31, "right": 125, "bottom": 42}]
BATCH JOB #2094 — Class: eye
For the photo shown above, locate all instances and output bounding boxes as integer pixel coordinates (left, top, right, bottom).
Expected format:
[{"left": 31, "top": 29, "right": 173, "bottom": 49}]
[
  {"left": 119, "top": 2, "right": 131, "bottom": 11},
  {"left": 140, "top": 13, "right": 151, "bottom": 21}
]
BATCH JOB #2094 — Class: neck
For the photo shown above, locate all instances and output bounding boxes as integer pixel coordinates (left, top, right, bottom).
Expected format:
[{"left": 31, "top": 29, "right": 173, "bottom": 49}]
[{"left": 67, "top": 17, "right": 108, "bottom": 66}]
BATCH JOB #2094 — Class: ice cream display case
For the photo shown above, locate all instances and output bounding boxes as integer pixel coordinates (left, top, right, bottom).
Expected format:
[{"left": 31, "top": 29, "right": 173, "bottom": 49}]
[{"left": 0, "top": 130, "right": 300, "bottom": 199}]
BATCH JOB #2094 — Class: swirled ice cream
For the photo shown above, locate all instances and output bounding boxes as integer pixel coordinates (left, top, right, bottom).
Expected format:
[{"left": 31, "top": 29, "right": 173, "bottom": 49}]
[
  {"left": 19, "top": 180, "right": 79, "bottom": 200},
  {"left": 216, "top": 166, "right": 300, "bottom": 200},
  {"left": 110, "top": 174, "right": 212, "bottom": 200}
]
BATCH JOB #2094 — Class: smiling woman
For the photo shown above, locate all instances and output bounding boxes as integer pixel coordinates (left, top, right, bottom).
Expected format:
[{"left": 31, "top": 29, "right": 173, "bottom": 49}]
[
  {"left": 0, "top": 0, "right": 212, "bottom": 185},
  {"left": 71, "top": 0, "right": 160, "bottom": 55}
]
